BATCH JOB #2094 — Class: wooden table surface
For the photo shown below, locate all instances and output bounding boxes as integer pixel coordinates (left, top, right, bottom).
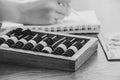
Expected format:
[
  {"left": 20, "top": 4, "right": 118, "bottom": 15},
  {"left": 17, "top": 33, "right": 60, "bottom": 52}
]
[{"left": 1, "top": 0, "right": 120, "bottom": 80}]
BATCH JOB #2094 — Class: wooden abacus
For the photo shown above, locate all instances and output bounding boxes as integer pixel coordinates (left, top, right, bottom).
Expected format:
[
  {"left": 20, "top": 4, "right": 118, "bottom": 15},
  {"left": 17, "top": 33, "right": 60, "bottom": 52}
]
[{"left": 0, "top": 27, "right": 98, "bottom": 71}]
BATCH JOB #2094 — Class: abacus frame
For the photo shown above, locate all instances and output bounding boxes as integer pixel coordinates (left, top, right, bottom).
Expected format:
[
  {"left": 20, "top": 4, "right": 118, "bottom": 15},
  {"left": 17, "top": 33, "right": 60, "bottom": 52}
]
[{"left": 0, "top": 27, "right": 98, "bottom": 71}]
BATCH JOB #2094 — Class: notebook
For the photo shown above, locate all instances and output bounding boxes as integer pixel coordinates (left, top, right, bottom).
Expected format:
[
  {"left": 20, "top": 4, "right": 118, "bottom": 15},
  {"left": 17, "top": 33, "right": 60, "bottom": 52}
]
[
  {"left": 1, "top": 9, "right": 101, "bottom": 35},
  {"left": 98, "top": 33, "right": 120, "bottom": 61}
]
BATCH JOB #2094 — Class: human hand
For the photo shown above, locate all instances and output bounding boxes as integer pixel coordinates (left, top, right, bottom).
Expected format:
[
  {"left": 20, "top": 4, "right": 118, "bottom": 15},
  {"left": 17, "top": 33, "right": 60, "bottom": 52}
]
[{"left": 19, "top": 0, "right": 71, "bottom": 25}]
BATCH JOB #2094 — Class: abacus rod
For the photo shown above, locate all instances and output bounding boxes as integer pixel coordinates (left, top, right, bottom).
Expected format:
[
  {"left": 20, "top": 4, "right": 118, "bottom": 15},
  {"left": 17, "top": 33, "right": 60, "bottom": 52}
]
[
  {"left": 41, "top": 34, "right": 47, "bottom": 39},
  {"left": 51, "top": 36, "right": 57, "bottom": 39},
  {"left": 52, "top": 37, "right": 66, "bottom": 47},
  {"left": 81, "top": 40, "right": 85, "bottom": 44},
  {"left": 70, "top": 38, "right": 76, "bottom": 43},
  {"left": 32, "top": 34, "right": 39, "bottom": 39}
]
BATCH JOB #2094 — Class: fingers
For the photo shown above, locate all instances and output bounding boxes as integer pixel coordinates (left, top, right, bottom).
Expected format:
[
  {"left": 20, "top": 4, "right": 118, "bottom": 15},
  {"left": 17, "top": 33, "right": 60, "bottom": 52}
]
[
  {"left": 38, "top": 0, "right": 70, "bottom": 24},
  {"left": 56, "top": 0, "right": 71, "bottom": 5},
  {"left": 55, "top": 5, "right": 69, "bottom": 16},
  {"left": 48, "top": 1, "right": 70, "bottom": 16},
  {"left": 30, "top": 11, "right": 65, "bottom": 25},
  {"left": 56, "top": 0, "right": 71, "bottom": 9},
  {"left": 19, "top": 0, "right": 71, "bottom": 25},
  {"left": 46, "top": 11, "right": 64, "bottom": 24},
  {"left": 51, "top": 11, "right": 65, "bottom": 20}
]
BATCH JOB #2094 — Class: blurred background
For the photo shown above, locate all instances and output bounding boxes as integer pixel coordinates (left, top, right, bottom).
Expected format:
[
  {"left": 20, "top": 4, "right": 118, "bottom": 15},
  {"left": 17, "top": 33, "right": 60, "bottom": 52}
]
[
  {"left": 3, "top": 0, "right": 120, "bottom": 36},
  {"left": 71, "top": 0, "right": 120, "bottom": 36}
]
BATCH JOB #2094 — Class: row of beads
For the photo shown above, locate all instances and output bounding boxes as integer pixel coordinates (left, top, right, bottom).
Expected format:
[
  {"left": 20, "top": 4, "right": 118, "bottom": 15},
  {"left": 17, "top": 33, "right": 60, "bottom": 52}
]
[
  {"left": 0, "top": 28, "right": 88, "bottom": 57},
  {"left": 0, "top": 28, "right": 33, "bottom": 48}
]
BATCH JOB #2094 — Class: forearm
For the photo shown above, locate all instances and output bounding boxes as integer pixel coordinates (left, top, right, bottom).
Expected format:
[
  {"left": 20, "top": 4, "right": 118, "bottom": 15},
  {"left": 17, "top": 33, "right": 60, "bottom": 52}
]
[
  {"left": 0, "top": 0, "right": 21, "bottom": 22},
  {"left": 0, "top": 0, "right": 71, "bottom": 25}
]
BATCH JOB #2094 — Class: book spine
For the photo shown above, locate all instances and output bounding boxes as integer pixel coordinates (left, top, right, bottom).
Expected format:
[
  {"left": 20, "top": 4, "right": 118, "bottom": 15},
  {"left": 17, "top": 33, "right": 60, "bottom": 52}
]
[{"left": 26, "top": 25, "right": 100, "bottom": 34}]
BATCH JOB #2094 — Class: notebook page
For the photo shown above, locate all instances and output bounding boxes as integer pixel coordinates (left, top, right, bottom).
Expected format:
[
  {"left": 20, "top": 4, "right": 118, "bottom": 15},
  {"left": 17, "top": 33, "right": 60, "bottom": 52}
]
[{"left": 98, "top": 33, "right": 120, "bottom": 60}]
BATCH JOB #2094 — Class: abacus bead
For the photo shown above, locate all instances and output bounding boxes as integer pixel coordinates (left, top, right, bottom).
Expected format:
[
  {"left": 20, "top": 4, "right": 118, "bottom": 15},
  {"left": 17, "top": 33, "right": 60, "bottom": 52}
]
[
  {"left": 32, "top": 44, "right": 44, "bottom": 52},
  {"left": 10, "top": 36, "right": 18, "bottom": 42},
  {"left": 52, "top": 37, "right": 66, "bottom": 49},
  {"left": 33, "top": 34, "right": 43, "bottom": 43},
  {"left": 58, "top": 44, "right": 67, "bottom": 52},
  {"left": 12, "top": 35, "right": 33, "bottom": 48},
  {"left": 14, "top": 28, "right": 23, "bottom": 36},
  {"left": 62, "top": 49, "right": 75, "bottom": 57},
  {"left": 1, "top": 38, "right": 17, "bottom": 48},
  {"left": 19, "top": 37, "right": 31, "bottom": 45},
  {"left": 74, "top": 41, "right": 83, "bottom": 49},
  {"left": 62, "top": 41, "right": 83, "bottom": 56},
  {"left": 22, "top": 43, "right": 34, "bottom": 50},
  {"left": 0, "top": 35, "right": 9, "bottom": 45},
  {"left": 42, "top": 46, "right": 53, "bottom": 53},
  {"left": 15, "top": 28, "right": 23, "bottom": 31},
  {"left": 7, "top": 36, "right": 18, "bottom": 47},
  {"left": 42, "top": 50, "right": 49, "bottom": 53},
  {"left": 22, "top": 33, "right": 42, "bottom": 50},
  {"left": 32, "top": 37, "right": 54, "bottom": 52},
  {"left": 29, "top": 40, "right": 37, "bottom": 46},
  {"left": 23, "top": 29, "right": 32, "bottom": 35},
  {"left": 27, "top": 34, "right": 46, "bottom": 48},
  {"left": 52, "top": 40, "right": 72, "bottom": 55},
  {"left": 6, "top": 29, "right": 16, "bottom": 36},
  {"left": 63, "top": 45, "right": 78, "bottom": 56},
  {"left": 8, "top": 39, "right": 16, "bottom": 47},
  {"left": 24, "top": 35, "right": 33, "bottom": 41},
  {"left": 0, "top": 44, "right": 9, "bottom": 48},
  {"left": 12, "top": 41, "right": 24, "bottom": 49},
  {"left": 62, "top": 40, "right": 72, "bottom": 48},
  {"left": 22, "top": 39, "right": 37, "bottom": 50},
  {"left": 1, "top": 35, "right": 10, "bottom": 40},
  {"left": 69, "top": 46, "right": 78, "bottom": 52},
  {"left": 44, "top": 37, "right": 54, "bottom": 45},
  {"left": 0, "top": 38, "right": 6, "bottom": 45},
  {"left": 52, "top": 47, "right": 64, "bottom": 55},
  {"left": 19, "top": 29, "right": 32, "bottom": 38},
  {"left": 6, "top": 28, "right": 22, "bottom": 36}
]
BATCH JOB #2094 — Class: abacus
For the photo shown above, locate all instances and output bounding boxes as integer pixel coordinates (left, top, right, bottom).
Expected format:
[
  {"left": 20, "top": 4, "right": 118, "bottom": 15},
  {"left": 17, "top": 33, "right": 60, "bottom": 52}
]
[{"left": 0, "top": 27, "right": 98, "bottom": 71}]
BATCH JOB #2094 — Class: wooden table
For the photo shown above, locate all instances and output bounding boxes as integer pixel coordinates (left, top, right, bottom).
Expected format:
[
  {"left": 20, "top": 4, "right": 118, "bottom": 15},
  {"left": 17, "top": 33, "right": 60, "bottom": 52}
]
[
  {"left": 1, "top": 44, "right": 120, "bottom": 80},
  {"left": 1, "top": 0, "right": 120, "bottom": 80}
]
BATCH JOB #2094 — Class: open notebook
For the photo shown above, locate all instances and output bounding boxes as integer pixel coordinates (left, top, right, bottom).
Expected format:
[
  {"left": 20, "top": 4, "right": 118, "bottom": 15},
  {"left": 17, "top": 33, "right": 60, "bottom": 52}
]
[
  {"left": 1, "top": 9, "right": 101, "bottom": 35},
  {"left": 98, "top": 33, "right": 120, "bottom": 61}
]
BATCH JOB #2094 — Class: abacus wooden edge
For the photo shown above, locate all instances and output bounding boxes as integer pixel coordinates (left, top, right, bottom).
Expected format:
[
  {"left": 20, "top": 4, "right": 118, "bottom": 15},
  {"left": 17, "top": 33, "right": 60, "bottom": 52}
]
[
  {"left": 29, "top": 28, "right": 98, "bottom": 40},
  {"left": 0, "top": 37, "right": 98, "bottom": 61},
  {"left": 73, "top": 37, "right": 98, "bottom": 70},
  {"left": 0, "top": 48, "right": 98, "bottom": 72},
  {"left": 0, "top": 27, "right": 98, "bottom": 41},
  {"left": 0, "top": 27, "right": 98, "bottom": 71}
]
